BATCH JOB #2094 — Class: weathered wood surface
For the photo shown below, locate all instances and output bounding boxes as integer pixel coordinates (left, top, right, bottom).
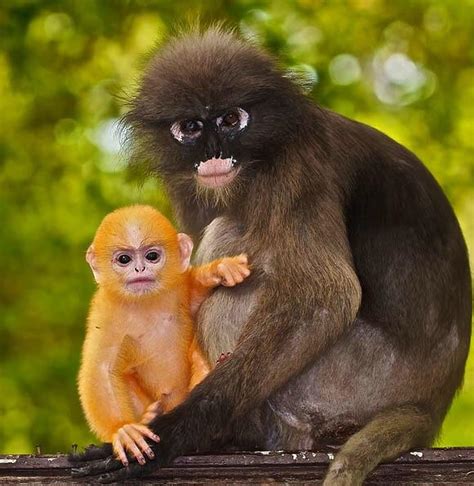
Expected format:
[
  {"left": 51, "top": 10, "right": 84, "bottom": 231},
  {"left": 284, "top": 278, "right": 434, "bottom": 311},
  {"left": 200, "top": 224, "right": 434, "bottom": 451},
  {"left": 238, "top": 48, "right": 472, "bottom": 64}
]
[{"left": 1, "top": 448, "right": 474, "bottom": 484}]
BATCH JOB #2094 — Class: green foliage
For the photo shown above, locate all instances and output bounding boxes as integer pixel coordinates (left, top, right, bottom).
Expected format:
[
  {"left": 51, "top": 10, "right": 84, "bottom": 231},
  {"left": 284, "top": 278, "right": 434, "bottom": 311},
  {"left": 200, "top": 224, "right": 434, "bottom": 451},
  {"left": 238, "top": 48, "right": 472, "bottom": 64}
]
[{"left": 1, "top": 0, "right": 473, "bottom": 453}]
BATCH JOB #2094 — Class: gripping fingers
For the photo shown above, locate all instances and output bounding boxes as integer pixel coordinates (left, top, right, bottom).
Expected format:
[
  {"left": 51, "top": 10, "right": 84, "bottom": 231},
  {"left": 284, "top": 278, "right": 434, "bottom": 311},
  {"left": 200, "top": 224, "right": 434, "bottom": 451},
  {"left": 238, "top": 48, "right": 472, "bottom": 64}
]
[
  {"left": 126, "top": 424, "right": 157, "bottom": 462},
  {"left": 218, "top": 255, "right": 250, "bottom": 287},
  {"left": 112, "top": 434, "right": 129, "bottom": 466},
  {"left": 217, "top": 262, "right": 238, "bottom": 286},
  {"left": 113, "top": 424, "right": 159, "bottom": 466}
]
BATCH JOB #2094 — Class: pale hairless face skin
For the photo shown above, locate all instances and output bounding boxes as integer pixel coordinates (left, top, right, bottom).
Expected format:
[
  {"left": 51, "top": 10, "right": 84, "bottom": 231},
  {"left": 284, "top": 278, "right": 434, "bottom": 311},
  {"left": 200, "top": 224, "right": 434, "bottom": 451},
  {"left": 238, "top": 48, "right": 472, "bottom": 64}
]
[{"left": 111, "top": 246, "right": 165, "bottom": 294}]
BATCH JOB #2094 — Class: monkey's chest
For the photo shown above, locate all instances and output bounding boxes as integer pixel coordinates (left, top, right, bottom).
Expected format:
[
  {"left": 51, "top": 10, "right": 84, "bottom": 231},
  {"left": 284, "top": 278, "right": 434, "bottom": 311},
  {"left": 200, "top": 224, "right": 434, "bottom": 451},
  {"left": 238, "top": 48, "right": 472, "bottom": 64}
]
[
  {"left": 118, "top": 311, "right": 191, "bottom": 385},
  {"left": 194, "top": 217, "right": 264, "bottom": 362}
]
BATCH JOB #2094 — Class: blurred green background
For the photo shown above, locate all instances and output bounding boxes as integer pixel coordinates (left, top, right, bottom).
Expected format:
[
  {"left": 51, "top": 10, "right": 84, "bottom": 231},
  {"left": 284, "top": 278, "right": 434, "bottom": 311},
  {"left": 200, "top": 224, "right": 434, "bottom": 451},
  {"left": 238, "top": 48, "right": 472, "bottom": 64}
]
[{"left": 1, "top": 0, "right": 473, "bottom": 454}]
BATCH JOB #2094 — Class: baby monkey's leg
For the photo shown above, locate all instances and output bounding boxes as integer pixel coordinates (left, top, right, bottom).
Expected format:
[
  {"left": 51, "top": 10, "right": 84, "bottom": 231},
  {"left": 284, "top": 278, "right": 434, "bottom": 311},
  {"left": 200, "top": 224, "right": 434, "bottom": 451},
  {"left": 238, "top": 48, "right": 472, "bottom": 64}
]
[{"left": 111, "top": 337, "right": 161, "bottom": 466}]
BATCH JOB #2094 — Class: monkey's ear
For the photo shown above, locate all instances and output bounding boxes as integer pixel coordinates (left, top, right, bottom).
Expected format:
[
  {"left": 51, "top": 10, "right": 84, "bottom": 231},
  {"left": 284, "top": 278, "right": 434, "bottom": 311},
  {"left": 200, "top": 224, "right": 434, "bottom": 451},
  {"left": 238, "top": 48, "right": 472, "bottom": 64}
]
[
  {"left": 177, "top": 233, "right": 194, "bottom": 273},
  {"left": 86, "top": 245, "right": 101, "bottom": 283}
]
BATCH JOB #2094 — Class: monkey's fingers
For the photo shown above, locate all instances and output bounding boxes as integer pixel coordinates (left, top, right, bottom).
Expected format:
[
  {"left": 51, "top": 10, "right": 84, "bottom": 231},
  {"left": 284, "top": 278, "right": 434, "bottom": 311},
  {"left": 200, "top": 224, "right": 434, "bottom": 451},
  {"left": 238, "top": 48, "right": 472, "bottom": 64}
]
[
  {"left": 112, "top": 434, "right": 129, "bottom": 466},
  {"left": 130, "top": 423, "right": 161, "bottom": 446},
  {"left": 115, "top": 426, "right": 147, "bottom": 465},
  {"left": 218, "top": 262, "right": 248, "bottom": 286},
  {"left": 125, "top": 424, "right": 159, "bottom": 460},
  {"left": 234, "top": 262, "right": 251, "bottom": 278},
  {"left": 216, "top": 262, "right": 236, "bottom": 286}
]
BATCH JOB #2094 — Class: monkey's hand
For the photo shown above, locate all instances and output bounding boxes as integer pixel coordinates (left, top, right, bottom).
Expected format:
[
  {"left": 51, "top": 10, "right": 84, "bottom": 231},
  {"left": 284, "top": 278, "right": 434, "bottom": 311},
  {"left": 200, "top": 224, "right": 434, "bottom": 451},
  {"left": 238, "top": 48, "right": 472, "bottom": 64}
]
[
  {"left": 200, "top": 254, "right": 250, "bottom": 287},
  {"left": 111, "top": 423, "right": 161, "bottom": 466}
]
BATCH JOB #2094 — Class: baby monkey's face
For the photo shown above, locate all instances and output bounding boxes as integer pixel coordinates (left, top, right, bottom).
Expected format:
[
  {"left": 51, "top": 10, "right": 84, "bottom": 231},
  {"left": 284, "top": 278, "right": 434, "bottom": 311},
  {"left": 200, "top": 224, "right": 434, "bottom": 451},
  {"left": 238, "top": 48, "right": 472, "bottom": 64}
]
[
  {"left": 111, "top": 244, "right": 165, "bottom": 295},
  {"left": 87, "top": 206, "right": 194, "bottom": 299}
]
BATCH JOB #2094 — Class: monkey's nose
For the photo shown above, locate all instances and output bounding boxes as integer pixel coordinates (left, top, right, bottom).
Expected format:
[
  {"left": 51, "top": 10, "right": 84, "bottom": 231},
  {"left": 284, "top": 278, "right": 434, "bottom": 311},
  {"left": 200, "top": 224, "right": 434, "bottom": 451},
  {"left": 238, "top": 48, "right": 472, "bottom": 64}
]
[{"left": 135, "top": 266, "right": 146, "bottom": 273}]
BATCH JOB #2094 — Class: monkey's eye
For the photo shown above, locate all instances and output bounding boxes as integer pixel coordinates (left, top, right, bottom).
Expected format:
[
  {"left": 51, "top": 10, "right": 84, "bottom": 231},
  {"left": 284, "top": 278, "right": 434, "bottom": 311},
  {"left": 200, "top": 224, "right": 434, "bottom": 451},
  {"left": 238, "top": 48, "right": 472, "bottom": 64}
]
[
  {"left": 222, "top": 112, "right": 239, "bottom": 127},
  {"left": 145, "top": 250, "right": 161, "bottom": 262},
  {"left": 170, "top": 119, "right": 203, "bottom": 143},
  {"left": 216, "top": 107, "right": 249, "bottom": 133},
  {"left": 117, "top": 254, "right": 132, "bottom": 265}
]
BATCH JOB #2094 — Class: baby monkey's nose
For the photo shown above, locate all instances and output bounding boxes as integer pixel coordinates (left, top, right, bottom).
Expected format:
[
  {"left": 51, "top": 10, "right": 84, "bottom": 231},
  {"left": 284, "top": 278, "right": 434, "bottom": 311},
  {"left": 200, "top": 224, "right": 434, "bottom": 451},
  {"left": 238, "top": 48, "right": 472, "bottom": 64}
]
[{"left": 135, "top": 266, "right": 146, "bottom": 273}]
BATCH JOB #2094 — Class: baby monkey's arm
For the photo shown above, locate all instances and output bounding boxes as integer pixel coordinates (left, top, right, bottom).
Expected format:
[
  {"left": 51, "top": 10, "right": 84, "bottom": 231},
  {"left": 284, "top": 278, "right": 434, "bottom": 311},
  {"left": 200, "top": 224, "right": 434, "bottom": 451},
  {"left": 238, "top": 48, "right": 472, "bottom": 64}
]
[{"left": 189, "top": 254, "right": 250, "bottom": 314}]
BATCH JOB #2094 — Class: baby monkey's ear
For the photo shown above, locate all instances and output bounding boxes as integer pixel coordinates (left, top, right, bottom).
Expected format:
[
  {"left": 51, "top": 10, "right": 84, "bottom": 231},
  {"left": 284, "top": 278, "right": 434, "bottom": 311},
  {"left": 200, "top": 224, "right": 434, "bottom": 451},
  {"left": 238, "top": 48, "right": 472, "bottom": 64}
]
[
  {"left": 177, "top": 233, "right": 194, "bottom": 273},
  {"left": 86, "top": 245, "right": 101, "bottom": 283}
]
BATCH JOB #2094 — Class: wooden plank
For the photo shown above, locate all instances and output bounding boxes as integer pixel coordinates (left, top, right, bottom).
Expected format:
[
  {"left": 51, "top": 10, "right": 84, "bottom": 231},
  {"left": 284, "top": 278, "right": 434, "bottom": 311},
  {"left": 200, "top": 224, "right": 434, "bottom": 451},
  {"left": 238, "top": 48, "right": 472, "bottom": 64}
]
[{"left": 1, "top": 449, "right": 474, "bottom": 484}]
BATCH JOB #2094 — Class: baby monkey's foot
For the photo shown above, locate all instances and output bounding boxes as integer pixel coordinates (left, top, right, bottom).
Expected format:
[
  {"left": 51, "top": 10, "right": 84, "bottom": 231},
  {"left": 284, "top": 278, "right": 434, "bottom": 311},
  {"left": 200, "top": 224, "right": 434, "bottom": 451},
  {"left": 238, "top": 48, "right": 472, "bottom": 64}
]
[
  {"left": 112, "top": 423, "right": 160, "bottom": 466},
  {"left": 215, "top": 254, "right": 250, "bottom": 287},
  {"left": 216, "top": 352, "right": 232, "bottom": 365}
]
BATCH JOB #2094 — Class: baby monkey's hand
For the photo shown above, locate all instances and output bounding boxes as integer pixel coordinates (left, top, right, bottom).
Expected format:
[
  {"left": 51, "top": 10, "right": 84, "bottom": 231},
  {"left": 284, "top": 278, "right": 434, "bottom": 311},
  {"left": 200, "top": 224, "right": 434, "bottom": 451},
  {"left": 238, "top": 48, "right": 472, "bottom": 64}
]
[{"left": 207, "top": 254, "right": 251, "bottom": 287}]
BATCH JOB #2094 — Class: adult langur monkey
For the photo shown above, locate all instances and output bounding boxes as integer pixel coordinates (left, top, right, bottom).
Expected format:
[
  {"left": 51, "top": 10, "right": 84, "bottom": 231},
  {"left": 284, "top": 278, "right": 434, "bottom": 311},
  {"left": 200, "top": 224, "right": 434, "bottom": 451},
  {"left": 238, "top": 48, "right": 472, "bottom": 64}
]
[{"left": 71, "top": 28, "right": 471, "bottom": 485}]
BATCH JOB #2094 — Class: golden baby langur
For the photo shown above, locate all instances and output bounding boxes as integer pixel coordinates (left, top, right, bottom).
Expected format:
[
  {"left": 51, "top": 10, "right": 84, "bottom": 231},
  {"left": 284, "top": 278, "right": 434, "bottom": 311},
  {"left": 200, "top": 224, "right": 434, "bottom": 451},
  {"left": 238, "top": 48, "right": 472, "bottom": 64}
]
[{"left": 79, "top": 205, "right": 250, "bottom": 466}]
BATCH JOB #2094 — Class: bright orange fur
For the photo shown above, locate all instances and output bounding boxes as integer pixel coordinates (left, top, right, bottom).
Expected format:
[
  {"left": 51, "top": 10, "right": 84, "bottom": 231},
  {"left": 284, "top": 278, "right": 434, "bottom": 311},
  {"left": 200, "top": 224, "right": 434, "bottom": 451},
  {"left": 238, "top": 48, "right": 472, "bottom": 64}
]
[{"left": 78, "top": 205, "right": 250, "bottom": 465}]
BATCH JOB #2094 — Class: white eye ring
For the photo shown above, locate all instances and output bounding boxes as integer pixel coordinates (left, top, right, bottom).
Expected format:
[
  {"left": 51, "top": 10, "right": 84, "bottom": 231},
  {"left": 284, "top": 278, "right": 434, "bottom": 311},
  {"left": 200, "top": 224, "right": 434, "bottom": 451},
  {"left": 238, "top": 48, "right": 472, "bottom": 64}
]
[
  {"left": 170, "top": 119, "right": 204, "bottom": 143},
  {"left": 216, "top": 107, "right": 249, "bottom": 132}
]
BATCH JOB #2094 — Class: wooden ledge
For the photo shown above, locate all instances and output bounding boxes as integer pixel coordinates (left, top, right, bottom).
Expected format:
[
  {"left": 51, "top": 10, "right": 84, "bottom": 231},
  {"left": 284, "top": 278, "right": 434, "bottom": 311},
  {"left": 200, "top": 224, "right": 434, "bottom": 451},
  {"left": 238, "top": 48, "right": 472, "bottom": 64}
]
[{"left": 1, "top": 448, "right": 474, "bottom": 484}]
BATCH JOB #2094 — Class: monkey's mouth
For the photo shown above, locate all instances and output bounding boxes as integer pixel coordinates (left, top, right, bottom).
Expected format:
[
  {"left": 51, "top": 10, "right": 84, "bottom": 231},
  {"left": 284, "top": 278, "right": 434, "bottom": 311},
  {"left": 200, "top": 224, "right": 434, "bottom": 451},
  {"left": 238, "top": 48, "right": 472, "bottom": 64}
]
[
  {"left": 126, "top": 277, "right": 156, "bottom": 293},
  {"left": 195, "top": 157, "right": 239, "bottom": 188}
]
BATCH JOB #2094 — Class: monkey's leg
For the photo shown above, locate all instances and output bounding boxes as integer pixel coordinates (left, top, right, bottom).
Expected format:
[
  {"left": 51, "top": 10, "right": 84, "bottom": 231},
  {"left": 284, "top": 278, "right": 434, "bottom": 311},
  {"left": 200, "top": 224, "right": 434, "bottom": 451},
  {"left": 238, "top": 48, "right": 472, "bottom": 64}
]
[
  {"left": 110, "top": 335, "right": 160, "bottom": 466},
  {"left": 322, "top": 405, "right": 435, "bottom": 486}
]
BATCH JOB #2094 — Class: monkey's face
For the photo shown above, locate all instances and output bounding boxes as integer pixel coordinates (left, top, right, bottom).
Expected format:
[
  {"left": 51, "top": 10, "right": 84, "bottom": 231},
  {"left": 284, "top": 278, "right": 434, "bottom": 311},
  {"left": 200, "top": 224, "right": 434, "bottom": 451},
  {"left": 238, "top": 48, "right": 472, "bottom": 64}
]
[
  {"left": 88, "top": 206, "right": 193, "bottom": 299},
  {"left": 169, "top": 107, "right": 249, "bottom": 190},
  {"left": 125, "top": 29, "right": 304, "bottom": 206},
  {"left": 109, "top": 244, "right": 165, "bottom": 296}
]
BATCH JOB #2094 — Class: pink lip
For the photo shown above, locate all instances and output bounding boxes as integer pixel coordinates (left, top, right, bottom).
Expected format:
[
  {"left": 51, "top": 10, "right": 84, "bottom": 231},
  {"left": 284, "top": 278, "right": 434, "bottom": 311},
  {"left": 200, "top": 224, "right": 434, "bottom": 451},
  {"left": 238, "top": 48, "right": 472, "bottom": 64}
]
[
  {"left": 196, "top": 157, "right": 239, "bottom": 188},
  {"left": 127, "top": 277, "right": 155, "bottom": 285}
]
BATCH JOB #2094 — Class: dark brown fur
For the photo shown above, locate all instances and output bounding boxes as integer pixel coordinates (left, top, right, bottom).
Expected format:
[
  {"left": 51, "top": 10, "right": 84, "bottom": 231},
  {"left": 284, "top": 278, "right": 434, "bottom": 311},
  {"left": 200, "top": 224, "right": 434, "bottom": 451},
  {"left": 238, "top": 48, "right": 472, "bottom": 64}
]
[{"left": 71, "top": 28, "right": 471, "bottom": 485}]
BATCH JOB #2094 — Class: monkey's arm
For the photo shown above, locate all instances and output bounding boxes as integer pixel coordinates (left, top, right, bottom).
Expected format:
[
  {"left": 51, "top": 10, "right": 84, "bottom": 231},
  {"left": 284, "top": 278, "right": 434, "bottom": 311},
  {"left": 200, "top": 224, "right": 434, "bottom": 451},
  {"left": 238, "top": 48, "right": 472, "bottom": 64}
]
[
  {"left": 72, "top": 214, "right": 361, "bottom": 482},
  {"left": 189, "top": 254, "right": 250, "bottom": 315}
]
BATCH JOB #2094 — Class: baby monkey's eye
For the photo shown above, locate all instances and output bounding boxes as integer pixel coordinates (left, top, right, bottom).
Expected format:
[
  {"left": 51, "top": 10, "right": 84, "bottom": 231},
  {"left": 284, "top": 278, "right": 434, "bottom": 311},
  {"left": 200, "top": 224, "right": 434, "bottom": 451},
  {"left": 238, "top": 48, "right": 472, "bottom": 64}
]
[
  {"left": 117, "top": 254, "right": 132, "bottom": 265},
  {"left": 145, "top": 250, "right": 161, "bottom": 262}
]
